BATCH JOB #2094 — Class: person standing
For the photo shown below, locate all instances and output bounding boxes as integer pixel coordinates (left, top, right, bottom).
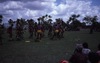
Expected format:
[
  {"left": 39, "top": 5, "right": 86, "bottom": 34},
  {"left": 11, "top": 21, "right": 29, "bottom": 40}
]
[{"left": 0, "top": 15, "right": 3, "bottom": 45}]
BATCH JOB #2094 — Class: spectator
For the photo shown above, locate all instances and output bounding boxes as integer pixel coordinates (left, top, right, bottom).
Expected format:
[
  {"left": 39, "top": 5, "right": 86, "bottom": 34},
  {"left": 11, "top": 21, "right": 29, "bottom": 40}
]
[
  {"left": 88, "top": 52, "right": 100, "bottom": 63},
  {"left": 82, "top": 42, "right": 91, "bottom": 55},
  {"left": 69, "top": 48, "right": 88, "bottom": 63},
  {"left": 74, "top": 43, "right": 83, "bottom": 53}
]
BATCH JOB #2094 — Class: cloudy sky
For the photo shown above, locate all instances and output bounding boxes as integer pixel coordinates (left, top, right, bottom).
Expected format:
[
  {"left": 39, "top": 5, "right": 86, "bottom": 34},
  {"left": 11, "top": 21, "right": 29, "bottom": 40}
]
[{"left": 0, "top": 0, "right": 100, "bottom": 23}]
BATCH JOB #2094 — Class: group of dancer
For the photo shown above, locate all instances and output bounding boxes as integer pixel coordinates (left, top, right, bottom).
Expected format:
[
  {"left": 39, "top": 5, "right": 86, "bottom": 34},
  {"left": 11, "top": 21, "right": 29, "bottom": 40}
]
[{"left": 0, "top": 18, "right": 66, "bottom": 44}]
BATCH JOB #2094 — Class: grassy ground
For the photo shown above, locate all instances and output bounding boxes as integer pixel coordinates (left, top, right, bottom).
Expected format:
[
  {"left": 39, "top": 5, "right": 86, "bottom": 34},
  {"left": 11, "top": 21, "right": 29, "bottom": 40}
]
[{"left": 0, "top": 29, "right": 100, "bottom": 63}]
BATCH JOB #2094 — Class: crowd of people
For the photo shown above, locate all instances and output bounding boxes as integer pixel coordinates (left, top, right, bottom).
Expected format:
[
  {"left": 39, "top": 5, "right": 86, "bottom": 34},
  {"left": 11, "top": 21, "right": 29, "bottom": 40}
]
[
  {"left": 0, "top": 17, "right": 66, "bottom": 44},
  {"left": 0, "top": 14, "right": 100, "bottom": 43},
  {"left": 60, "top": 43, "right": 100, "bottom": 63}
]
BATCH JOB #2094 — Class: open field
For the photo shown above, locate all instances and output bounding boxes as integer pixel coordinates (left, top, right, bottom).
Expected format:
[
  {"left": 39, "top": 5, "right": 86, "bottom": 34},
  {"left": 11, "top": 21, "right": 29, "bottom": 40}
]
[{"left": 0, "top": 29, "right": 100, "bottom": 63}]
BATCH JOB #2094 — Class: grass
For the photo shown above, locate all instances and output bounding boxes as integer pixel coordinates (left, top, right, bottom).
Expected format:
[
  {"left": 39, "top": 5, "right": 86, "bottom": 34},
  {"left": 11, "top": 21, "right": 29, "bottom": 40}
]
[{"left": 0, "top": 29, "right": 100, "bottom": 63}]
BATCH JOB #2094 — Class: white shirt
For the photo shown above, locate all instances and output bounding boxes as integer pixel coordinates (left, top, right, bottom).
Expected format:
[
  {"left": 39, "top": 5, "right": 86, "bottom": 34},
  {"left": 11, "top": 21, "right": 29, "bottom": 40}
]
[{"left": 82, "top": 48, "right": 91, "bottom": 55}]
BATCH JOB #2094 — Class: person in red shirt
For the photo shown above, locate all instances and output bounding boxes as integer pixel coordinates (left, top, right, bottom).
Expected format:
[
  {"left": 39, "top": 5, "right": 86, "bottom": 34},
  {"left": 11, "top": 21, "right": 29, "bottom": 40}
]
[{"left": 69, "top": 48, "right": 88, "bottom": 63}]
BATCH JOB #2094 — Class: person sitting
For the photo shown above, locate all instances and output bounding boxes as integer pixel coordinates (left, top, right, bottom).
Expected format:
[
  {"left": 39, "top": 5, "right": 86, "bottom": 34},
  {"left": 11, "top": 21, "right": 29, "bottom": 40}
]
[
  {"left": 74, "top": 43, "right": 83, "bottom": 53},
  {"left": 69, "top": 48, "right": 88, "bottom": 63},
  {"left": 82, "top": 42, "right": 91, "bottom": 55},
  {"left": 88, "top": 52, "right": 100, "bottom": 63}
]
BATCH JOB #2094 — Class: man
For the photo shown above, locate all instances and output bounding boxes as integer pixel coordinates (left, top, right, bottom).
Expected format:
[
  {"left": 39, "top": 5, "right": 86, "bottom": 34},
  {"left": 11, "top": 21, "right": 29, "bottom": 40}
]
[
  {"left": 0, "top": 15, "right": 3, "bottom": 45},
  {"left": 7, "top": 24, "right": 13, "bottom": 41},
  {"left": 16, "top": 19, "right": 22, "bottom": 40},
  {"left": 48, "top": 24, "right": 53, "bottom": 38},
  {"left": 59, "top": 24, "right": 64, "bottom": 38},
  {"left": 51, "top": 23, "right": 60, "bottom": 40},
  {"left": 0, "top": 22, "right": 3, "bottom": 45},
  {"left": 7, "top": 19, "right": 14, "bottom": 41},
  {"left": 28, "top": 19, "right": 34, "bottom": 38},
  {"left": 36, "top": 23, "right": 43, "bottom": 41}
]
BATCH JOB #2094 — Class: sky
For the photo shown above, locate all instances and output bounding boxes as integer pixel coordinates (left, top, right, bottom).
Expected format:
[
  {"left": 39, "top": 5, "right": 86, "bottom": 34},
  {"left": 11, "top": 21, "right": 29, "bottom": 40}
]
[{"left": 0, "top": 0, "right": 100, "bottom": 23}]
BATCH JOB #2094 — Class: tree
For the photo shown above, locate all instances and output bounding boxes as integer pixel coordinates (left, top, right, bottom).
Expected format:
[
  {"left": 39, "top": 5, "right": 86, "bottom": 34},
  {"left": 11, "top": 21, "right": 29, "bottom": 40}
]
[
  {"left": 81, "top": 22, "right": 86, "bottom": 28},
  {"left": 37, "top": 17, "right": 41, "bottom": 23},
  {"left": 83, "top": 16, "right": 98, "bottom": 34},
  {"left": 37, "top": 14, "right": 52, "bottom": 30},
  {"left": 48, "top": 19, "right": 52, "bottom": 24},
  {"left": 67, "top": 14, "right": 81, "bottom": 31},
  {"left": 0, "top": 15, "right": 3, "bottom": 19},
  {"left": 8, "top": 19, "right": 14, "bottom": 26}
]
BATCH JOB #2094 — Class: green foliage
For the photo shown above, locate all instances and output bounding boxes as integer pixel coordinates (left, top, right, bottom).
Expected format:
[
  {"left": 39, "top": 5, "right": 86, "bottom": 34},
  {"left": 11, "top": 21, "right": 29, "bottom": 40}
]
[{"left": 0, "top": 15, "right": 3, "bottom": 19}]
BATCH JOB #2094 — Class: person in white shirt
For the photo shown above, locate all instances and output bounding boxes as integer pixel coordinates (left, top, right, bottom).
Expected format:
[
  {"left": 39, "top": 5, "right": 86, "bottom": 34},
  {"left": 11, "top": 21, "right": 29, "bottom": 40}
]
[{"left": 82, "top": 42, "right": 91, "bottom": 55}]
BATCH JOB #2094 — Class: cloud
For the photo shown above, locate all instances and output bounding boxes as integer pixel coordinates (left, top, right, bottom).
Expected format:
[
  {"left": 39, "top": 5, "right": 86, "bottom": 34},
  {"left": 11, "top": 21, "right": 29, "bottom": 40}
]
[
  {"left": 0, "top": 0, "right": 56, "bottom": 2},
  {"left": 0, "top": 0, "right": 100, "bottom": 23},
  {"left": 4, "top": 1, "right": 24, "bottom": 10},
  {"left": 50, "top": 0, "right": 100, "bottom": 22}
]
